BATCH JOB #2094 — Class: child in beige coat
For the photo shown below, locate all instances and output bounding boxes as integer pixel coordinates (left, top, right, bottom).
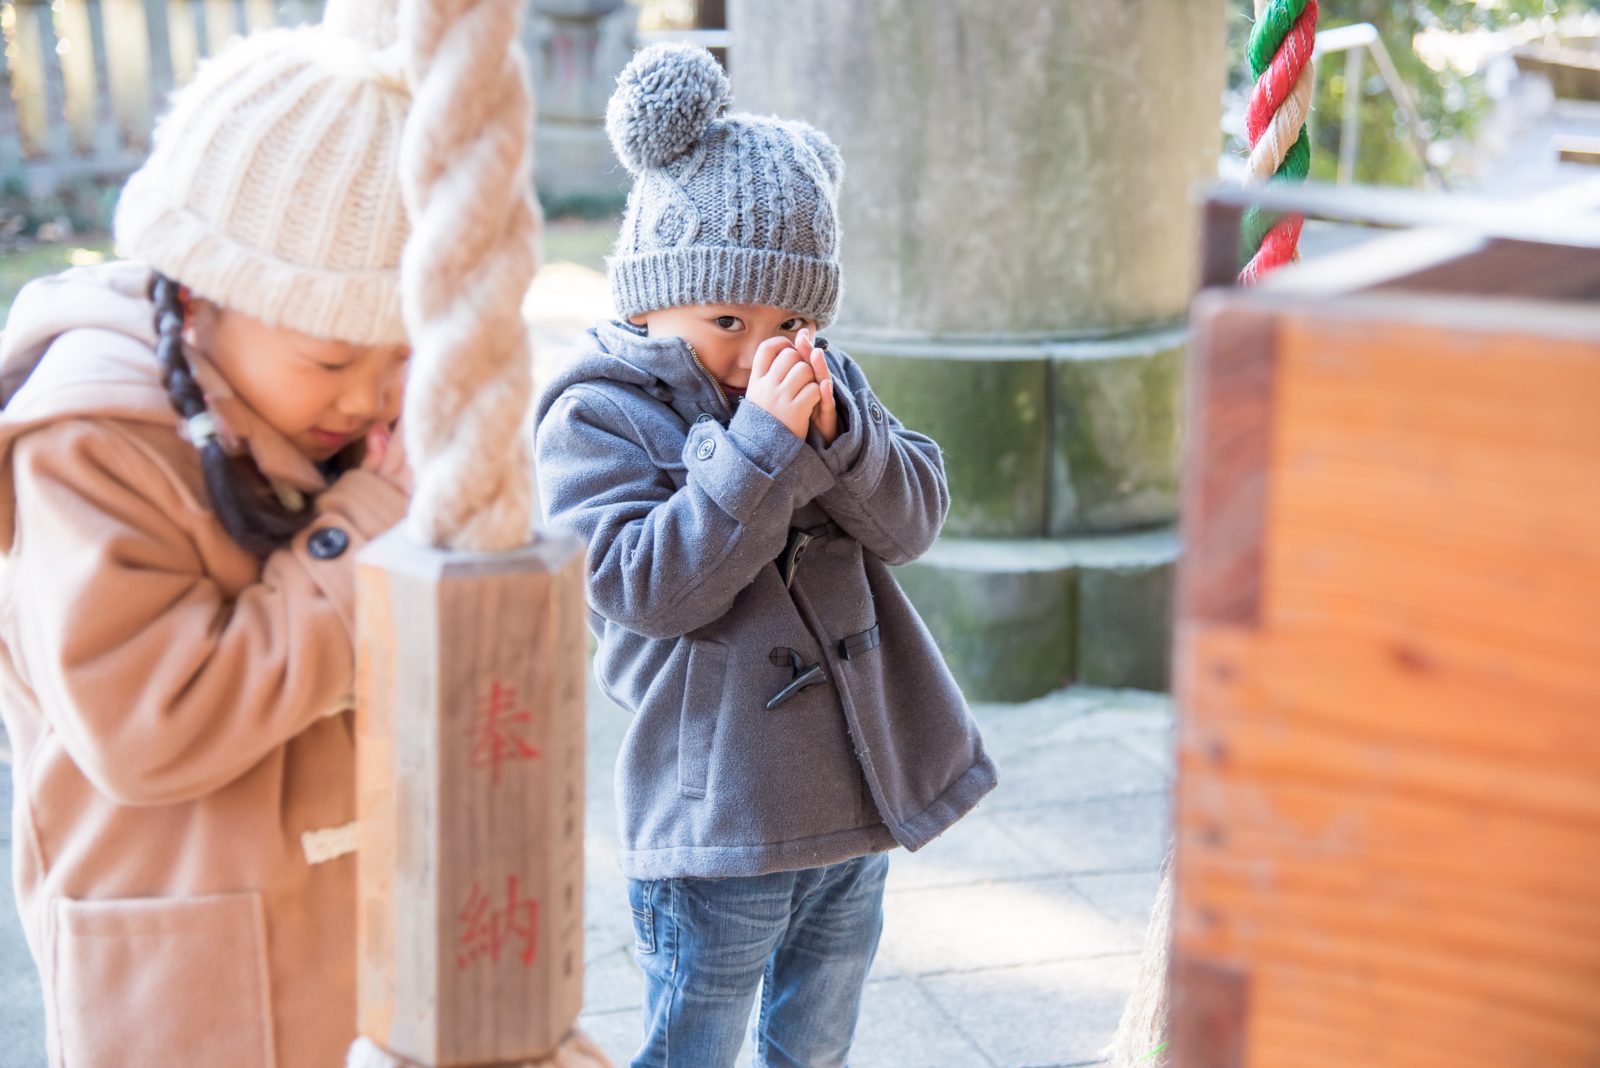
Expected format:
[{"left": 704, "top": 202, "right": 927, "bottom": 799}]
[{"left": 0, "top": 7, "right": 413, "bottom": 1065}]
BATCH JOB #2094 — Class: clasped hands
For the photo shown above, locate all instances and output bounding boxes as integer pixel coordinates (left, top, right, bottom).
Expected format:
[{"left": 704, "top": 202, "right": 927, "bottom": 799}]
[{"left": 743, "top": 328, "right": 838, "bottom": 446}]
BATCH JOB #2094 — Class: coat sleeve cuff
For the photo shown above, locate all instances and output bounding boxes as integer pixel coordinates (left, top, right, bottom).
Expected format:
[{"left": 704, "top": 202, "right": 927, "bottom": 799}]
[
  {"left": 815, "top": 382, "right": 891, "bottom": 497},
  {"left": 683, "top": 401, "right": 836, "bottom": 523},
  {"left": 285, "top": 470, "right": 408, "bottom": 644}
]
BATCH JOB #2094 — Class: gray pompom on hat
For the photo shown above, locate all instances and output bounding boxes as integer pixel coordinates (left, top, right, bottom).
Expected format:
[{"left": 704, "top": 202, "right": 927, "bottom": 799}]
[{"left": 605, "top": 43, "right": 844, "bottom": 328}]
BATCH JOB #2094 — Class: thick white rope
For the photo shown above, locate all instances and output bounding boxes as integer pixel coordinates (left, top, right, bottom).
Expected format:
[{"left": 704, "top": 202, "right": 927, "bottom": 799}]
[{"left": 397, "top": 0, "right": 538, "bottom": 551}]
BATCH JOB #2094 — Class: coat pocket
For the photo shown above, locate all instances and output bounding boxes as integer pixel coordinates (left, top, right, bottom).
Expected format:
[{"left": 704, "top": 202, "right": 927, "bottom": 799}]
[
  {"left": 52, "top": 891, "right": 275, "bottom": 1068},
  {"left": 678, "top": 639, "right": 728, "bottom": 800}
]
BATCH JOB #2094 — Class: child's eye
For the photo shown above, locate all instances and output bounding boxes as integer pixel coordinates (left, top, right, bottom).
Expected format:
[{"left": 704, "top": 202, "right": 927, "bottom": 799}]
[
  {"left": 713, "top": 315, "right": 741, "bottom": 330},
  {"left": 780, "top": 318, "right": 807, "bottom": 332}
]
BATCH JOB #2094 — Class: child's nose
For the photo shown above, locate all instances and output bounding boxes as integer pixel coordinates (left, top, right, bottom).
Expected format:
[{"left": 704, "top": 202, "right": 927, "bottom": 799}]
[{"left": 338, "top": 374, "right": 389, "bottom": 420}]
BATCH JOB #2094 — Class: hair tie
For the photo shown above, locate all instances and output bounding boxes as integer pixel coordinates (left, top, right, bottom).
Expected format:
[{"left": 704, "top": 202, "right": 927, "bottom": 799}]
[
  {"left": 185, "top": 411, "right": 220, "bottom": 447},
  {"left": 273, "top": 484, "right": 308, "bottom": 514}
]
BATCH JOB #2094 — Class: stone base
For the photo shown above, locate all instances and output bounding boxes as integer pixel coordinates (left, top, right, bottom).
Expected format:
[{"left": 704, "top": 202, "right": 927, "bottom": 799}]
[
  {"left": 838, "top": 328, "right": 1186, "bottom": 539},
  {"left": 893, "top": 527, "right": 1178, "bottom": 702}
]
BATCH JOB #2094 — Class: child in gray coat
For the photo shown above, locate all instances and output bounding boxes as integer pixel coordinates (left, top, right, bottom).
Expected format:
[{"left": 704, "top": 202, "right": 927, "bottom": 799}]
[{"left": 533, "top": 43, "right": 997, "bottom": 1068}]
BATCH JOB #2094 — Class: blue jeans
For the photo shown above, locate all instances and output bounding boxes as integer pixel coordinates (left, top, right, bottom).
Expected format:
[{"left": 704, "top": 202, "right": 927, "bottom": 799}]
[{"left": 626, "top": 852, "right": 890, "bottom": 1068}]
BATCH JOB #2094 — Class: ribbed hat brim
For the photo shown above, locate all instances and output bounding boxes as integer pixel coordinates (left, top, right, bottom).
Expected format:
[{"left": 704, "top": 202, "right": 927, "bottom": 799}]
[
  {"left": 115, "top": 177, "right": 406, "bottom": 347},
  {"left": 609, "top": 246, "right": 842, "bottom": 329}
]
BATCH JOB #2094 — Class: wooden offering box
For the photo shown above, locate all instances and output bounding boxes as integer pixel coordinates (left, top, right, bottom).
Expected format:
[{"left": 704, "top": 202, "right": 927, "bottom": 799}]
[{"left": 1169, "top": 186, "right": 1600, "bottom": 1067}]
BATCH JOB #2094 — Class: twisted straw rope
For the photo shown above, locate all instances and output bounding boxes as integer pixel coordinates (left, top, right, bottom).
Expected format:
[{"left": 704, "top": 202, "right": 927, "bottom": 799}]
[{"left": 398, "top": 0, "right": 538, "bottom": 551}]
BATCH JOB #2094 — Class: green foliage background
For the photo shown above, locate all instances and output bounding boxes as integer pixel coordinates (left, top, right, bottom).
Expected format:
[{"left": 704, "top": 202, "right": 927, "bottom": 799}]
[{"left": 1225, "top": 0, "right": 1599, "bottom": 186}]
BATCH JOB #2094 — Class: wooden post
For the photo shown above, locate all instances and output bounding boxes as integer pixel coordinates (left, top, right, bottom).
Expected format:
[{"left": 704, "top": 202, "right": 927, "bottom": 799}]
[{"left": 355, "top": 529, "right": 589, "bottom": 1064}]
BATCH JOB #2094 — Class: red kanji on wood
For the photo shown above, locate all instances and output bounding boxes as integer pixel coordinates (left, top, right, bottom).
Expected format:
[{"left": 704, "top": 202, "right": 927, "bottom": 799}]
[
  {"left": 468, "top": 680, "right": 541, "bottom": 785},
  {"left": 455, "top": 874, "right": 540, "bottom": 970}
]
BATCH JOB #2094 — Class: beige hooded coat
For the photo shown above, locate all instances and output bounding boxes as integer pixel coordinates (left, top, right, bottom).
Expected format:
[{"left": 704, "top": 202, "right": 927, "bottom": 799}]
[{"left": 0, "top": 261, "right": 407, "bottom": 1067}]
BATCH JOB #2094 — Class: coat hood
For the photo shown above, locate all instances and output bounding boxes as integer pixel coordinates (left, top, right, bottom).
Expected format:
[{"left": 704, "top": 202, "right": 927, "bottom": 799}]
[
  {"left": 533, "top": 318, "right": 736, "bottom": 433},
  {"left": 0, "top": 260, "right": 329, "bottom": 550},
  {"left": 0, "top": 259, "right": 169, "bottom": 422}
]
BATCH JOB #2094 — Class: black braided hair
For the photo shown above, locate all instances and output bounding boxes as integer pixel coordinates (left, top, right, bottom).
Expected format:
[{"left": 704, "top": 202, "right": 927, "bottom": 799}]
[{"left": 149, "top": 272, "right": 313, "bottom": 556}]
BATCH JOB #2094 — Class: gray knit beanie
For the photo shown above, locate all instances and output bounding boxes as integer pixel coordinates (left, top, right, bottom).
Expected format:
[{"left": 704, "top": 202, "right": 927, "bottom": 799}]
[{"left": 605, "top": 43, "right": 844, "bottom": 328}]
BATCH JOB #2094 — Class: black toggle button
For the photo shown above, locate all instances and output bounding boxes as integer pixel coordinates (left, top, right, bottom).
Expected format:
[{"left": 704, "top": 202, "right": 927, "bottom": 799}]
[{"left": 307, "top": 527, "right": 350, "bottom": 560}]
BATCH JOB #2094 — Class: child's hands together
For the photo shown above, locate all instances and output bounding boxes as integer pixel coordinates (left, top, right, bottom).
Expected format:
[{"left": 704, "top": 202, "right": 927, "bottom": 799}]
[
  {"left": 744, "top": 328, "right": 838, "bottom": 443},
  {"left": 746, "top": 334, "right": 823, "bottom": 440},
  {"left": 795, "top": 328, "right": 838, "bottom": 446},
  {"left": 361, "top": 421, "right": 414, "bottom": 496}
]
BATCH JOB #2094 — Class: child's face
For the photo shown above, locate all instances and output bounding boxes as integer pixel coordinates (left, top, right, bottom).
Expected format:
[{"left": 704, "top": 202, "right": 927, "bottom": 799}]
[
  {"left": 630, "top": 303, "right": 816, "bottom": 392},
  {"left": 185, "top": 299, "right": 410, "bottom": 461}
]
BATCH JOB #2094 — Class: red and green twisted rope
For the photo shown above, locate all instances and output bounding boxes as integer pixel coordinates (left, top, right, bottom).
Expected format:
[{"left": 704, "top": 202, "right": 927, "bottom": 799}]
[{"left": 1241, "top": 0, "right": 1318, "bottom": 284}]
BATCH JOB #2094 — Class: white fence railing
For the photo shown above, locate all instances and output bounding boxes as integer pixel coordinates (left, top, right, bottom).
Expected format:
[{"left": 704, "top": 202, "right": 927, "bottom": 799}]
[{"left": 1, "top": 0, "right": 324, "bottom": 194}]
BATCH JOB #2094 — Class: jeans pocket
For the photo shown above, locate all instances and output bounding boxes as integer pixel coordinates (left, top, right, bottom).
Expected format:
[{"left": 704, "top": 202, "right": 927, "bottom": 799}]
[
  {"left": 628, "top": 879, "right": 658, "bottom": 955},
  {"left": 678, "top": 639, "right": 728, "bottom": 800},
  {"left": 52, "top": 891, "right": 275, "bottom": 1068}
]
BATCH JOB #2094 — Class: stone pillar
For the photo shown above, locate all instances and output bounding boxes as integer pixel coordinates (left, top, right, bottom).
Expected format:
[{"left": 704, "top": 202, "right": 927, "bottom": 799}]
[
  {"left": 525, "top": 0, "right": 636, "bottom": 213},
  {"left": 729, "top": 0, "right": 1227, "bottom": 700}
]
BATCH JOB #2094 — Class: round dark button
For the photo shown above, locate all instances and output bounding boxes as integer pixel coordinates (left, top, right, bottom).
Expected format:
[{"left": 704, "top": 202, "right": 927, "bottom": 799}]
[
  {"left": 695, "top": 413, "right": 714, "bottom": 424},
  {"left": 308, "top": 527, "right": 350, "bottom": 560},
  {"left": 868, "top": 400, "right": 884, "bottom": 423},
  {"left": 696, "top": 438, "right": 716, "bottom": 460}
]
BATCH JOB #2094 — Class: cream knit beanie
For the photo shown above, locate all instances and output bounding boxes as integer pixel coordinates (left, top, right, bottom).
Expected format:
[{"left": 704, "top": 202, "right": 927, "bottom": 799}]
[{"left": 113, "top": 0, "right": 411, "bottom": 346}]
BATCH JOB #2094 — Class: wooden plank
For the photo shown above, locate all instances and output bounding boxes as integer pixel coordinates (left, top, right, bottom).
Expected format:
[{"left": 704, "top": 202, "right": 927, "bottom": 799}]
[
  {"left": 1254, "top": 228, "right": 1489, "bottom": 298},
  {"left": 1359, "top": 238, "right": 1600, "bottom": 300},
  {"left": 1255, "top": 227, "right": 1600, "bottom": 303},
  {"left": 356, "top": 530, "right": 588, "bottom": 1065},
  {"left": 1172, "top": 292, "right": 1600, "bottom": 1066},
  {"left": 1167, "top": 954, "right": 1248, "bottom": 1068},
  {"left": 1177, "top": 295, "right": 1277, "bottom": 628},
  {"left": 1556, "top": 136, "right": 1600, "bottom": 166},
  {"left": 1202, "top": 180, "right": 1600, "bottom": 251},
  {"left": 1198, "top": 196, "right": 1246, "bottom": 290}
]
